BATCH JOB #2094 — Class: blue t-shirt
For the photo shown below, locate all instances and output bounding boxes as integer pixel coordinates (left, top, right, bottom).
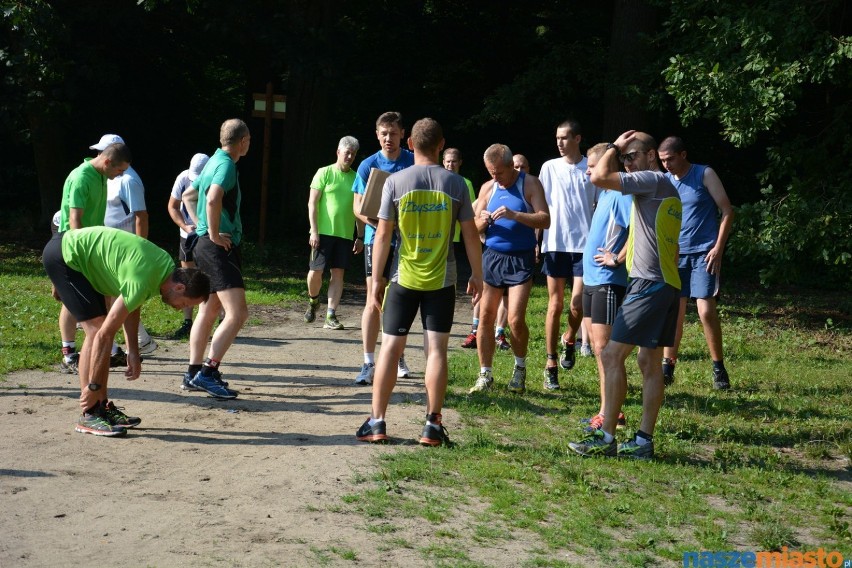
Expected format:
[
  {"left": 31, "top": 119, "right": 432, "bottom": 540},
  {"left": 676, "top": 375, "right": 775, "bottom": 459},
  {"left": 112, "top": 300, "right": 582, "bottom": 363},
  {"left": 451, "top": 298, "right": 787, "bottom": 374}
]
[
  {"left": 483, "top": 172, "right": 536, "bottom": 252},
  {"left": 666, "top": 164, "right": 718, "bottom": 254},
  {"left": 582, "top": 189, "right": 633, "bottom": 287},
  {"left": 352, "top": 149, "right": 415, "bottom": 244}
]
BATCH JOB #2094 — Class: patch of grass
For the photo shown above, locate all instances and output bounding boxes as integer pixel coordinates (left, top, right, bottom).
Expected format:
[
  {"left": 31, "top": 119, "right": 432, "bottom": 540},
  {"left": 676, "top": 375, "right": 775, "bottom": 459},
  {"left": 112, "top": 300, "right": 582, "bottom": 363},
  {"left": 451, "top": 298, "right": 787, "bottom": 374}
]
[{"left": 344, "top": 284, "right": 852, "bottom": 563}]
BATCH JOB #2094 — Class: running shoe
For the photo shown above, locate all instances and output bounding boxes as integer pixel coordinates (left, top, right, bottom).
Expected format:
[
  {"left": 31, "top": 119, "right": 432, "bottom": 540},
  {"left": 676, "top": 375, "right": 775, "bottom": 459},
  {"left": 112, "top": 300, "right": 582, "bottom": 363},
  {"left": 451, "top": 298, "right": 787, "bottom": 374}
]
[
  {"left": 567, "top": 428, "right": 616, "bottom": 457},
  {"left": 102, "top": 400, "right": 141, "bottom": 428},
  {"left": 138, "top": 338, "right": 159, "bottom": 355},
  {"left": 420, "top": 422, "right": 451, "bottom": 447},
  {"left": 189, "top": 371, "right": 238, "bottom": 399},
  {"left": 713, "top": 368, "right": 731, "bottom": 390},
  {"left": 180, "top": 371, "right": 201, "bottom": 391},
  {"left": 110, "top": 347, "right": 127, "bottom": 368},
  {"left": 323, "top": 314, "right": 344, "bottom": 330},
  {"left": 543, "top": 366, "right": 560, "bottom": 391},
  {"left": 579, "top": 343, "right": 593, "bottom": 357},
  {"left": 495, "top": 332, "right": 511, "bottom": 351},
  {"left": 662, "top": 357, "right": 675, "bottom": 386},
  {"left": 559, "top": 339, "right": 575, "bottom": 370},
  {"left": 304, "top": 300, "right": 319, "bottom": 323},
  {"left": 75, "top": 404, "right": 127, "bottom": 437},
  {"left": 356, "top": 418, "right": 388, "bottom": 443},
  {"left": 508, "top": 365, "right": 526, "bottom": 394},
  {"left": 468, "top": 371, "right": 493, "bottom": 393},
  {"left": 59, "top": 353, "right": 79, "bottom": 375},
  {"left": 581, "top": 412, "right": 627, "bottom": 430},
  {"left": 617, "top": 438, "right": 655, "bottom": 460},
  {"left": 397, "top": 357, "right": 410, "bottom": 378},
  {"left": 354, "top": 363, "right": 375, "bottom": 385},
  {"left": 461, "top": 331, "right": 477, "bottom": 349},
  {"left": 170, "top": 319, "right": 193, "bottom": 339}
]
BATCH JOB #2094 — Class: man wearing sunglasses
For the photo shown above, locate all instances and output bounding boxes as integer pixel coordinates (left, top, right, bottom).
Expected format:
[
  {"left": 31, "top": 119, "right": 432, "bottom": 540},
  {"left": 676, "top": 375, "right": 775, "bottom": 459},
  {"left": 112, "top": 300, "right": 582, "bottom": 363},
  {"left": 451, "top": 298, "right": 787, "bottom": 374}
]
[{"left": 568, "top": 130, "right": 682, "bottom": 460}]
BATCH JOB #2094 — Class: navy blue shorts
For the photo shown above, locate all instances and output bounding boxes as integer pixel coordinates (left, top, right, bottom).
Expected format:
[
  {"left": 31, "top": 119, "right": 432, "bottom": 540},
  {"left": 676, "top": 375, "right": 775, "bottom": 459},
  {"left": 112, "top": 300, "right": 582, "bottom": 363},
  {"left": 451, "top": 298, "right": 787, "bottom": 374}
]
[
  {"left": 678, "top": 251, "right": 720, "bottom": 299},
  {"left": 382, "top": 282, "right": 456, "bottom": 335},
  {"left": 482, "top": 247, "right": 535, "bottom": 288},
  {"left": 541, "top": 251, "right": 584, "bottom": 279},
  {"left": 610, "top": 279, "right": 680, "bottom": 349}
]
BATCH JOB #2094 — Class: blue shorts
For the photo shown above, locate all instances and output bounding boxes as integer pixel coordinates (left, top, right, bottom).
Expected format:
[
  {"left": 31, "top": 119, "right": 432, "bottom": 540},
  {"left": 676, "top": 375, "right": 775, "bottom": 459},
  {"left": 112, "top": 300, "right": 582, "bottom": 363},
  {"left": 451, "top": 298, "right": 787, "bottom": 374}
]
[
  {"left": 541, "top": 251, "right": 584, "bottom": 279},
  {"left": 678, "top": 251, "right": 720, "bottom": 299},
  {"left": 610, "top": 279, "right": 680, "bottom": 349},
  {"left": 482, "top": 247, "right": 535, "bottom": 288}
]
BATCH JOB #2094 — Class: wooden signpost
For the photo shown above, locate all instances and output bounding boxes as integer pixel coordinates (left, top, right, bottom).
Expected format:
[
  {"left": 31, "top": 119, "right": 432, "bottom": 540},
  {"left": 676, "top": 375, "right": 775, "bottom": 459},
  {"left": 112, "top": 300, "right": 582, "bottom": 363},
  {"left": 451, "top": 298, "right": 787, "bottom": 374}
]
[{"left": 251, "top": 82, "right": 286, "bottom": 246}]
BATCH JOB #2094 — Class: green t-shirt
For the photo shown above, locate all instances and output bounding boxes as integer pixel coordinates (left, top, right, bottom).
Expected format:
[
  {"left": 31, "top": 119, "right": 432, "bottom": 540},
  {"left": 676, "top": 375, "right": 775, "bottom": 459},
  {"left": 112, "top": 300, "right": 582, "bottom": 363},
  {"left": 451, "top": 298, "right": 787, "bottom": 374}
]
[
  {"left": 310, "top": 165, "right": 357, "bottom": 239},
  {"left": 195, "top": 148, "right": 242, "bottom": 245},
  {"left": 59, "top": 159, "right": 107, "bottom": 232},
  {"left": 453, "top": 177, "right": 476, "bottom": 242},
  {"left": 61, "top": 227, "right": 175, "bottom": 312}
]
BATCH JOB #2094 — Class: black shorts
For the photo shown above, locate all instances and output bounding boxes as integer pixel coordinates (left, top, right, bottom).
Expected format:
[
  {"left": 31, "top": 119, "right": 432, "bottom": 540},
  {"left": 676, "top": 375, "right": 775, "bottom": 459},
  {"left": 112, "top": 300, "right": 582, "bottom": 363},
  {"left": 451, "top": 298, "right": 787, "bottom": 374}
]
[
  {"left": 309, "top": 235, "right": 353, "bottom": 271},
  {"left": 582, "top": 284, "right": 626, "bottom": 326},
  {"left": 364, "top": 243, "right": 396, "bottom": 279},
  {"left": 482, "top": 247, "right": 535, "bottom": 288},
  {"left": 382, "top": 282, "right": 456, "bottom": 335},
  {"left": 194, "top": 235, "right": 244, "bottom": 292},
  {"left": 42, "top": 233, "right": 107, "bottom": 322},
  {"left": 179, "top": 234, "right": 198, "bottom": 263},
  {"left": 541, "top": 251, "right": 584, "bottom": 279},
  {"left": 610, "top": 279, "right": 679, "bottom": 349}
]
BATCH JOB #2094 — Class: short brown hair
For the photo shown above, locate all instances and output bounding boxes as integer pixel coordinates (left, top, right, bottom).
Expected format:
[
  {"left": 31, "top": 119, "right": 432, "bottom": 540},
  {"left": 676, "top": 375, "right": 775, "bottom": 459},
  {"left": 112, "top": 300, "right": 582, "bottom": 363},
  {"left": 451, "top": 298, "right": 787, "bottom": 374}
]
[
  {"left": 101, "top": 143, "right": 132, "bottom": 165},
  {"left": 376, "top": 111, "right": 403, "bottom": 130},
  {"left": 410, "top": 118, "right": 443, "bottom": 152},
  {"left": 586, "top": 142, "right": 609, "bottom": 161},
  {"left": 220, "top": 119, "right": 249, "bottom": 147}
]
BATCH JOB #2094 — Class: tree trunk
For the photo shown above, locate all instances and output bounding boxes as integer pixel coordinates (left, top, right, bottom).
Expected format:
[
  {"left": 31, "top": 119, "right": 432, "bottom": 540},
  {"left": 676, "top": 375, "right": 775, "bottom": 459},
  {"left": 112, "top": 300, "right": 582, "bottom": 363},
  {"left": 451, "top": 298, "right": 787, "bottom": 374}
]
[{"left": 27, "top": 111, "right": 72, "bottom": 228}]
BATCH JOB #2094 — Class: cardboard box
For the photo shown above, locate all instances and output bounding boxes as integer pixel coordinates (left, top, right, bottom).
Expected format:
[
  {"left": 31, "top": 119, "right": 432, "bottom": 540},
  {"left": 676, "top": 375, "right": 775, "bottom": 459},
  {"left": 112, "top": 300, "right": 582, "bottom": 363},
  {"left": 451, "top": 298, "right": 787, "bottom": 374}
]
[{"left": 359, "top": 168, "right": 390, "bottom": 221}]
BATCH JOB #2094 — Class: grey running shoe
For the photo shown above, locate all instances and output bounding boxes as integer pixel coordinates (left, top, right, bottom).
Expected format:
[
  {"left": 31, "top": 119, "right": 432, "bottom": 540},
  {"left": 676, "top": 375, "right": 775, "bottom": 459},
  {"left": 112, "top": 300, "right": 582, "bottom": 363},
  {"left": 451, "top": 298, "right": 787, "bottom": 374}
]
[
  {"left": 323, "top": 314, "right": 344, "bottom": 330},
  {"left": 468, "top": 371, "right": 493, "bottom": 393},
  {"left": 420, "top": 422, "right": 451, "bottom": 447},
  {"left": 713, "top": 368, "right": 731, "bottom": 390},
  {"left": 59, "top": 353, "right": 79, "bottom": 375},
  {"left": 568, "top": 428, "right": 616, "bottom": 457},
  {"left": 354, "top": 363, "right": 375, "bottom": 385},
  {"left": 579, "top": 343, "right": 593, "bottom": 357},
  {"left": 617, "top": 438, "right": 655, "bottom": 460},
  {"left": 75, "top": 404, "right": 127, "bottom": 437},
  {"left": 102, "top": 400, "right": 141, "bottom": 428},
  {"left": 138, "top": 338, "right": 159, "bottom": 355},
  {"left": 543, "top": 366, "right": 560, "bottom": 390},
  {"left": 304, "top": 300, "right": 319, "bottom": 323},
  {"left": 508, "top": 365, "right": 526, "bottom": 394}
]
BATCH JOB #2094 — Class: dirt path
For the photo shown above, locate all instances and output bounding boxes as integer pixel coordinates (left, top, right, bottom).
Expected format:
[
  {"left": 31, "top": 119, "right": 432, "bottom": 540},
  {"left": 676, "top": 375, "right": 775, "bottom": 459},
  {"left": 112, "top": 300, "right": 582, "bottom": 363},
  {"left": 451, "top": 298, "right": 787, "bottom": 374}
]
[{"left": 0, "top": 294, "right": 542, "bottom": 567}]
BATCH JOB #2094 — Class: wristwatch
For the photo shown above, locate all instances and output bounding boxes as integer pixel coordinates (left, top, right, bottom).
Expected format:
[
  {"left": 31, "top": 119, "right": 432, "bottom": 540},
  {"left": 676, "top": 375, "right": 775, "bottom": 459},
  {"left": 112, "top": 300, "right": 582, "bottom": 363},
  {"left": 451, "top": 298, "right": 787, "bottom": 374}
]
[{"left": 606, "top": 143, "right": 619, "bottom": 152}]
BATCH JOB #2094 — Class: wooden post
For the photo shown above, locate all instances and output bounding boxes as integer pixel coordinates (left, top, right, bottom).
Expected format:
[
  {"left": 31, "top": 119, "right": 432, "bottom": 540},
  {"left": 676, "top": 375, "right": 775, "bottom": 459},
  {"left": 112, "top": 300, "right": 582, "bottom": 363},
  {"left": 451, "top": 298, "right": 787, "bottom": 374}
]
[{"left": 252, "top": 85, "right": 286, "bottom": 246}]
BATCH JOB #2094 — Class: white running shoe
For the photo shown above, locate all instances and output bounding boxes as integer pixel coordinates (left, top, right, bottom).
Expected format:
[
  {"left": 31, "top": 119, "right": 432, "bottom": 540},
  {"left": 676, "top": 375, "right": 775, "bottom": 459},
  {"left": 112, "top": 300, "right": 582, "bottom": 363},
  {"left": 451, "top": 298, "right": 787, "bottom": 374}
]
[
  {"left": 138, "top": 338, "right": 159, "bottom": 355},
  {"left": 355, "top": 363, "right": 375, "bottom": 385},
  {"left": 397, "top": 357, "right": 410, "bottom": 378}
]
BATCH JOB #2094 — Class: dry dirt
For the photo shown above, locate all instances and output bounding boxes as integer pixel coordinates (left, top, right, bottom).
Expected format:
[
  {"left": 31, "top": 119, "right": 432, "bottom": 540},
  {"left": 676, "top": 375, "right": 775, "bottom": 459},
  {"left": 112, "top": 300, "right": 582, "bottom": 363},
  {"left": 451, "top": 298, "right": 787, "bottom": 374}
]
[{"left": 0, "top": 295, "right": 557, "bottom": 567}]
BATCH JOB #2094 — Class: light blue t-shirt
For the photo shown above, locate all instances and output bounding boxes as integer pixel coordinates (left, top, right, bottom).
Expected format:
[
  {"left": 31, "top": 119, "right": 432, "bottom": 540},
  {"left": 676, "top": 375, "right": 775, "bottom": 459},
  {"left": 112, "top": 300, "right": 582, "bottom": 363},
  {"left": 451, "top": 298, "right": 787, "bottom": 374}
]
[
  {"left": 352, "top": 149, "right": 414, "bottom": 244},
  {"left": 582, "top": 189, "right": 633, "bottom": 287},
  {"left": 666, "top": 164, "right": 718, "bottom": 254}
]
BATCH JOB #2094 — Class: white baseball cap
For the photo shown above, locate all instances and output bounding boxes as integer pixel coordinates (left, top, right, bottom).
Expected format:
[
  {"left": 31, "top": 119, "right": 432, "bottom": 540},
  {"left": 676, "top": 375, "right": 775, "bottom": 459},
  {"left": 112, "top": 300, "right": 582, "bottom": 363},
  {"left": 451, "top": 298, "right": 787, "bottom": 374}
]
[
  {"left": 188, "top": 153, "right": 210, "bottom": 181},
  {"left": 89, "top": 134, "right": 125, "bottom": 151}
]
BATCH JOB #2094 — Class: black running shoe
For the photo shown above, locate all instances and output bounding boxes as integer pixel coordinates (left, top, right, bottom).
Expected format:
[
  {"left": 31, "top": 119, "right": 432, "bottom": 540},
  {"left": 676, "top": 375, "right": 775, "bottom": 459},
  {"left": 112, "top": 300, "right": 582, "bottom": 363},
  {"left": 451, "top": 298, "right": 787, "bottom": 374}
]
[
  {"left": 356, "top": 418, "right": 388, "bottom": 443},
  {"left": 419, "top": 422, "right": 451, "bottom": 447},
  {"left": 713, "top": 368, "right": 731, "bottom": 390},
  {"left": 559, "top": 339, "right": 575, "bottom": 370},
  {"left": 171, "top": 320, "right": 193, "bottom": 339},
  {"left": 662, "top": 358, "right": 675, "bottom": 386},
  {"left": 102, "top": 400, "right": 142, "bottom": 428},
  {"left": 110, "top": 347, "right": 127, "bottom": 368}
]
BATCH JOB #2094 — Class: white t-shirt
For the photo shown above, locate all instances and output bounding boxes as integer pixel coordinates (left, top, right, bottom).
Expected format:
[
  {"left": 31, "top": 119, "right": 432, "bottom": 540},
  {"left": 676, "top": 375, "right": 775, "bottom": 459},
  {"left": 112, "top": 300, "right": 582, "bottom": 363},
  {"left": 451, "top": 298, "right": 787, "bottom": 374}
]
[
  {"left": 538, "top": 157, "right": 598, "bottom": 253},
  {"left": 104, "top": 165, "right": 146, "bottom": 234},
  {"left": 170, "top": 169, "right": 194, "bottom": 238}
]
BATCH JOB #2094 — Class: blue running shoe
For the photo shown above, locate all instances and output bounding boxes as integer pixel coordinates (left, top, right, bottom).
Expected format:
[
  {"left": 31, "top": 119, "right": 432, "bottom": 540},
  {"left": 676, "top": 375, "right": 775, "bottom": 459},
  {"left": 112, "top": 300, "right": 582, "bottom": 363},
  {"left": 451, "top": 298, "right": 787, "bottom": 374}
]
[{"left": 189, "top": 371, "right": 238, "bottom": 399}]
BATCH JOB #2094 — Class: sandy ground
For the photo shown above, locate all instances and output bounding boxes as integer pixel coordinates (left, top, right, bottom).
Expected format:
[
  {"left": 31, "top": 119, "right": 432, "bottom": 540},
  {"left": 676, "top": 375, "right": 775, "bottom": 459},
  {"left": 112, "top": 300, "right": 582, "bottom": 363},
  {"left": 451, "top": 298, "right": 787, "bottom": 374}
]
[{"left": 0, "top": 294, "right": 552, "bottom": 567}]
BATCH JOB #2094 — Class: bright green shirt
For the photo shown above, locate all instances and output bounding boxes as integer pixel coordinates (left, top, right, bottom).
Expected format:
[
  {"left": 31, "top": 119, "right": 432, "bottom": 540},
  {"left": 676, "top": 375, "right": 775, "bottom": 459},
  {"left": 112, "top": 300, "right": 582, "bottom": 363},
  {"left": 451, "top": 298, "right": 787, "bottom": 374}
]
[
  {"left": 59, "top": 159, "right": 106, "bottom": 232},
  {"left": 61, "top": 227, "right": 175, "bottom": 312},
  {"left": 453, "top": 177, "right": 476, "bottom": 242},
  {"left": 195, "top": 148, "right": 242, "bottom": 245},
  {"left": 310, "top": 165, "right": 357, "bottom": 239}
]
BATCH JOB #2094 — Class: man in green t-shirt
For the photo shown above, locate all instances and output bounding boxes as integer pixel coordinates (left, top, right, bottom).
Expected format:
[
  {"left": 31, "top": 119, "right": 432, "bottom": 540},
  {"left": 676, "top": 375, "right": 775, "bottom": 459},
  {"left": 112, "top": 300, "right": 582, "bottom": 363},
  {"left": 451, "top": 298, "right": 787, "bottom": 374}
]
[
  {"left": 43, "top": 227, "right": 210, "bottom": 437},
  {"left": 56, "top": 141, "right": 132, "bottom": 374},
  {"left": 304, "top": 136, "right": 362, "bottom": 330}
]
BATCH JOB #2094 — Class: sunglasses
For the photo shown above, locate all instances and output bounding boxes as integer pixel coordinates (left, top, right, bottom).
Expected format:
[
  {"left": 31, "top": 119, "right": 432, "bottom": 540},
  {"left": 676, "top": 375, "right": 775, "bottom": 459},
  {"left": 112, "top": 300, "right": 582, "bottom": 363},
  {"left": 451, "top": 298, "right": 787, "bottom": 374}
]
[{"left": 619, "top": 151, "right": 644, "bottom": 164}]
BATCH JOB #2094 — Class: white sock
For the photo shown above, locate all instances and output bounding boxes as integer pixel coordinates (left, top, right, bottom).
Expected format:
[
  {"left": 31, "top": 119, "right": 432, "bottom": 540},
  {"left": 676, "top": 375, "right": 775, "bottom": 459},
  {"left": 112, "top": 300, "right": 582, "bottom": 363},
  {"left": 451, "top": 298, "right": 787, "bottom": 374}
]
[
  {"left": 368, "top": 416, "right": 383, "bottom": 426},
  {"left": 364, "top": 353, "right": 375, "bottom": 365},
  {"left": 514, "top": 356, "right": 526, "bottom": 368},
  {"left": 601, "top": 430, "right": 614, "bottom": 443},
  {"left": 480, "top": 366, "right": 492, "bottom": 375},
  {"left": 635, "top": 435, "right": 651, "bottom": 446}
]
